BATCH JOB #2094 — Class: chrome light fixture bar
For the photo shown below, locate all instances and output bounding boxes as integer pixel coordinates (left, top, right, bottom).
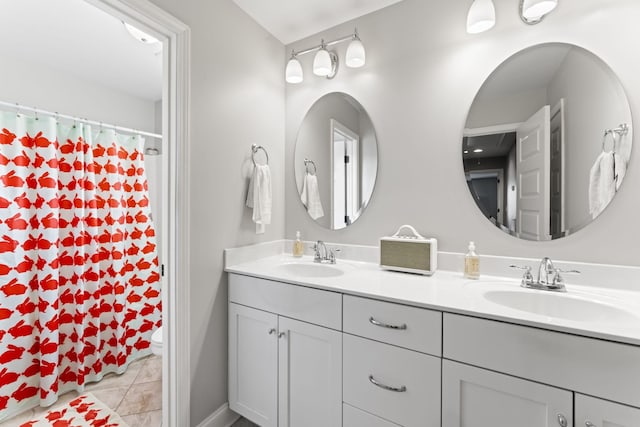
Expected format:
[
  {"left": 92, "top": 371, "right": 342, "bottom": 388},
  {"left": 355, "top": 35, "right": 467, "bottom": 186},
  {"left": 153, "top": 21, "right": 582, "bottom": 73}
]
[{"left": 285, "top": 28, "right": 365, "bottom": 84}]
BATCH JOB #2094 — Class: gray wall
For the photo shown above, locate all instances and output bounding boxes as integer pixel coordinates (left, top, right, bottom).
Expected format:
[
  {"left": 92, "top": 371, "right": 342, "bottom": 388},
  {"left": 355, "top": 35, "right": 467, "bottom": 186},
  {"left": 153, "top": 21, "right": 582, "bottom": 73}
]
[
  {"left": 285, "top": 0, "right": 640, "bottom": 266},
  {"left": 0, "top": 54, "right": 155, "bottom": 132},
  {"left": 148, "top": 1, "right": 285, "bottom": 425}
]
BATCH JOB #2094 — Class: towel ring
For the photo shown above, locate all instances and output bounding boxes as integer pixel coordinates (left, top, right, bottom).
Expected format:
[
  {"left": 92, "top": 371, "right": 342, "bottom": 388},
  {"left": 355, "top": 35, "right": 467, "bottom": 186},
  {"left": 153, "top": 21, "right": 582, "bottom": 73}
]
[
  {"left": 304, "top": 158, "right": 317, "bottom": 175},
  {"left": 602, "top": 123, "right": 629, "bottom": 153},
  {"left": 251, "top": 144, "right": 269, "bottom": 166}
]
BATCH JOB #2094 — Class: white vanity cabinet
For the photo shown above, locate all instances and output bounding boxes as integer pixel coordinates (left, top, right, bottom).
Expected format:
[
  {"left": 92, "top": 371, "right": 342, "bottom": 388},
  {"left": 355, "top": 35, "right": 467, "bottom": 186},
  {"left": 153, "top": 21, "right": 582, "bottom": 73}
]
[
  {"left": 228, "top": 274, "right": 343, "bottom": 427},
  {"left": 227, "top": 270, "right": 640, "bottom": 427},
  {"left": 575, "top": 394, "right": 640, "bottom": 427},
  {"left": 442, "top": 360, "right": 572, "bottom": 427}
]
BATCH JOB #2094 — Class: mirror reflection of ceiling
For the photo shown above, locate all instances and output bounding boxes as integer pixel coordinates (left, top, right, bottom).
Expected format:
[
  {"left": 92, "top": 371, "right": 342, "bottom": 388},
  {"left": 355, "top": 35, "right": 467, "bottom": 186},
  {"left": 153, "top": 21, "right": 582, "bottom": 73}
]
[
  {"left": 463, "top": 43, "right": 633, "bottom": 242},
  {"left": 0, "top": 0, "right": 162, "bottom": 101}
]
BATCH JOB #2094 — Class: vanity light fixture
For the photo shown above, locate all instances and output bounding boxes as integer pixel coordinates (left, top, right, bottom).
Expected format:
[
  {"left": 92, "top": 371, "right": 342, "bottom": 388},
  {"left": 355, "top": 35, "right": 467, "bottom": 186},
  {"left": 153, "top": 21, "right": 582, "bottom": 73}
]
[
  {"left": 313, "top": 40, "right": 336, "bottom": 77},
  {"left": 285, "top": 28, "right": 365, "bottom": 83},
  {"left": 345, "top": 29, "right": 366, "bottom": 68},
  {"left": 520, "top": 0, "right": 558, "bottom": 24},
  {"left": 466, "top": 0, "right": 496, "bottom": 34},
  {"left": 285, "top": 52, "right": 304, "bottom": 84},
  {"left": 466, "top": 0, "right": 558, "bottom": 34}
]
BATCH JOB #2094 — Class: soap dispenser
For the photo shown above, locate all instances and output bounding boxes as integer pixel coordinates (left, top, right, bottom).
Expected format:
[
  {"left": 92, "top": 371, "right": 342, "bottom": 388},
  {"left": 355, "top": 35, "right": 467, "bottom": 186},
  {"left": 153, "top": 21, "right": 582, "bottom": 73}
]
[
  {"left": 292, "top": 231, "right": 304, "bottom": 257},
  {"left": 464, "top": 241, "right": 480, "bottom": 279}
]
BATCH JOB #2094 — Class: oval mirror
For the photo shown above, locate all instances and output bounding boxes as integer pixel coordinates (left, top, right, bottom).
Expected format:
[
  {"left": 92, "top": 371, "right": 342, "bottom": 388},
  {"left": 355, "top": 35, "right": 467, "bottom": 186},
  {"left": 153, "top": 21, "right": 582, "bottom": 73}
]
[
  {"left": 295, "top": 92, "right": 378, "bottom": 230},
  {"left": 463, "top": 43, "right": 632, "bottom": 241}
]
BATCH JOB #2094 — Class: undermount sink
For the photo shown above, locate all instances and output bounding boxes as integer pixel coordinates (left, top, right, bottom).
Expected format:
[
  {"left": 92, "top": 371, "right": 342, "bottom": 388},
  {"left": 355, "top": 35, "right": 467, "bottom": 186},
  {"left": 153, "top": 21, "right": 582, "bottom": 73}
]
[
  {"left": 276, "top": 262, "right": 344, "bottom": 278},
  {"left": 482, "top": 289, "right": 637, "bottom": 323}
]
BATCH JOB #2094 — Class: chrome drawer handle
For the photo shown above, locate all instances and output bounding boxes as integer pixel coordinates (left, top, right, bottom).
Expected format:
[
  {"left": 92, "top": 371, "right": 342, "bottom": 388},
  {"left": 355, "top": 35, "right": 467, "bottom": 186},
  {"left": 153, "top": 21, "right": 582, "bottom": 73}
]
[
  {"left": 368, "top": 375, "right": 407, "bottom": 392},
  {"left": 369, "top": 317, "right": 407, "bottom": 330},
  {"left": 557, "top": 414, "right": 568, "bottom": 427}
]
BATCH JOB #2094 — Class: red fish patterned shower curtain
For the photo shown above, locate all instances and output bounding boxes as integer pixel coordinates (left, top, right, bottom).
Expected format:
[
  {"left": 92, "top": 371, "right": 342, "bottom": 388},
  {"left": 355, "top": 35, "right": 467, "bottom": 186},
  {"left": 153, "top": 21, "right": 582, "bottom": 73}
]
[{"left": 0, "top": 111, "right": 161, "bottom": 421}]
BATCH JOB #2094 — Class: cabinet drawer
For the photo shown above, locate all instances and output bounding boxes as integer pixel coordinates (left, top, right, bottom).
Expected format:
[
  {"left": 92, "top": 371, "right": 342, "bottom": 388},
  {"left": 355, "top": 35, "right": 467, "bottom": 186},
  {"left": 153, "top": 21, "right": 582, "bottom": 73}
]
[
  {"left": 343, "top": 334, "right": 441, "bottom": 427},
  {"left": 343, "top": 295, "right": 441, "bottom": 356},
  {"left": 443, "top": 313, "right": 640, "bottom": 408},
  {"left": 229, "top": 273, "right": 342, "bottom": 330},
  {"left": 343, "top": 403, "right": 400, "bottom": 427}
]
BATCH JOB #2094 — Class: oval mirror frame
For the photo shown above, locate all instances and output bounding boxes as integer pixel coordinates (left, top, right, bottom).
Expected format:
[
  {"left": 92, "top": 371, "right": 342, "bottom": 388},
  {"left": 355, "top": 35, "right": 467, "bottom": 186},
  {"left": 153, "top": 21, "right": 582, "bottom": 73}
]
[
  {"left": 294, "top": 92, "right": 379, "bottom": 230},
  {"left": 462, "top": 43, "right": 632, "bottom": 241}
]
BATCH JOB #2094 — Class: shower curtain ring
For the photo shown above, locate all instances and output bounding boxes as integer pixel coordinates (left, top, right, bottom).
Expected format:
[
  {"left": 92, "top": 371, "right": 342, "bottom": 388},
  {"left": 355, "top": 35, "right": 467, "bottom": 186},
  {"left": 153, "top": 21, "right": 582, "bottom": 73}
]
[
  {"left": 34, "top": 108, "right": 38, "bottom": 121},
  {"left": 15, "top": 103, "right": 21, "bottom": 117}
]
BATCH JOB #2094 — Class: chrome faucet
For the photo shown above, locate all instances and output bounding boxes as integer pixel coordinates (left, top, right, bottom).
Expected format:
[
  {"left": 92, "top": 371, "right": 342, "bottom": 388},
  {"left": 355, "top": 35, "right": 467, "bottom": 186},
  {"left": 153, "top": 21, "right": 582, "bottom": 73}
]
[
  {"left": 510, "top": 257, "right": 580, "bottom": 293},
  {"left": 312, "top": 240, "right": 339, "bottom": 264},
  {"left": 537, "top": 257, "right": 555, "bottom": 286}
]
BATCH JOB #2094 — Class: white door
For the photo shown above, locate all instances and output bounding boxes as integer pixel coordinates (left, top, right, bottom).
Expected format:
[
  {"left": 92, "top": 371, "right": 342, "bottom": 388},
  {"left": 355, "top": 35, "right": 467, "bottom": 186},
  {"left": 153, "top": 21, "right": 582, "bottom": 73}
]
[
  {"left": 516, "top": 105, "right": 551, "bottom": 240},
  {"left": 278, "top": 317, "right": 342, "bottom": 427},
  {"left": 442, "top": 360, "right": 573, "bottom": 427},
  {"left": 229, "top": 303, "right": 278, "bottom": 427},
  {"left": 576, "top": 394, "right": 640, "bottom": 427}
]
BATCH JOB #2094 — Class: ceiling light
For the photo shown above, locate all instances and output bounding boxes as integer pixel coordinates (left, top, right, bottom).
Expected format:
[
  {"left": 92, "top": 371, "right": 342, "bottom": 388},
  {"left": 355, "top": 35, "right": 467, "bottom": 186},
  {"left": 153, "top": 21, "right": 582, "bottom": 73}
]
[
  {"left": 464, "top": 150, "right": 470, "bottom": 154},
  {"left": 124, "top": 22, "right": 160, "bottom": 44},
  {"left": 285, "top": 52, "right": 303, "bottom": 84},
  {"left": 346, "top": 30, "right": 366, "bottom": 68},
  {"left": 473, "top": 148, "right": 484, "bottom": 153},
  {"left": 466, "top": 0, "right": 496, "bottom": 34},
  {"left": 285, "top": 29, "right": 363, "bottom": 83},
  {"left": 521, "top": 0, "right": 558, "bottom": 23}
]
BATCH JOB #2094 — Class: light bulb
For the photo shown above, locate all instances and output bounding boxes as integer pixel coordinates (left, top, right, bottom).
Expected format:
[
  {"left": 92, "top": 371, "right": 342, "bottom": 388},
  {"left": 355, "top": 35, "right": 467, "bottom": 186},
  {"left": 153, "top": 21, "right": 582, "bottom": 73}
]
[
  {"left": 466, "top": 0, "right": 496, "bottom": 34},
  {"left": 313, "top": 48, "right": 332, "bottom": 77},
  {"left": 346, "top": 38, "right": 366, "bottom": 68},
  {"left": 285, "top": 56, "right": 303, "bottom": 84},
  {"left": 522, "top": 0, "right": 557, "bottom": 20}
]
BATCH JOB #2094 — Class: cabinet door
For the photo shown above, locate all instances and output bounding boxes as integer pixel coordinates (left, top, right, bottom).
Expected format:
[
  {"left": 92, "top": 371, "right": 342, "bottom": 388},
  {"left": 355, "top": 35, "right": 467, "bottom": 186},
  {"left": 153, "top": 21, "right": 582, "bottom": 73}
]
[
  {"left": 278, "top": 317, "right": 342, "bottom": 427},
  {"left": 576, "top": 394, "right": 640, "bottom": 427},
  {"left": 443, "top": 360, "right": 573, "bottom": 427},
  {"left": 229, "top": 303, "right": 278, "bottom": 427}
]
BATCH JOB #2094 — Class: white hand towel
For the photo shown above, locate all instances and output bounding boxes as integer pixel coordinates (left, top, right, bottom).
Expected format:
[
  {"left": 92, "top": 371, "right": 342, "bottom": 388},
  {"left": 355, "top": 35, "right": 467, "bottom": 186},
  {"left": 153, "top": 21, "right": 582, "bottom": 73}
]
[
  {"left": 300, "top": 173, "right": 324, "bottom": 220},
  {"left": 246, "top": 164, "right": 272, "bottom": 234},
  {"left": 589, "top": 152, "right": 626, "bottom": 219}
]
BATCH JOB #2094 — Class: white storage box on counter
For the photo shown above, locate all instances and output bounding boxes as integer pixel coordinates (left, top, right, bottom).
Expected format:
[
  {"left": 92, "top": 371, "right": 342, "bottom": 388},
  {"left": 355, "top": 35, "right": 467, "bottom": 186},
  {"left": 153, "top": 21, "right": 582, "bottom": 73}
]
[{"left": 379, "top": 225, "right": 437, "bottom": 275}]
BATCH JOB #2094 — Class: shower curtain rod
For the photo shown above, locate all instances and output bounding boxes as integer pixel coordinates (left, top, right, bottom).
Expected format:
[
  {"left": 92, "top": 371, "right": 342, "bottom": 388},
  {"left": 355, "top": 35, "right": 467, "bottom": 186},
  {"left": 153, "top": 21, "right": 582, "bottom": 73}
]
[{"left": 0, "top": 100, "right": 163, "bottom": 140}]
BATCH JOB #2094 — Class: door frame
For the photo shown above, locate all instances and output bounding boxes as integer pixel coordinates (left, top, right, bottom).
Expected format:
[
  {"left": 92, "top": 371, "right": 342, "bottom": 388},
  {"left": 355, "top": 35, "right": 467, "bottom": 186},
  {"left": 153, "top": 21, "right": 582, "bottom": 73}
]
[
  {"left": 330, "top": 118, "right": 360, "bottom": 228},
  {"left": 465, "top": 169, "right": 505, "bottom": 225},
  {"left": 85, "top": 1, "right": 191, "bottom": 426}
]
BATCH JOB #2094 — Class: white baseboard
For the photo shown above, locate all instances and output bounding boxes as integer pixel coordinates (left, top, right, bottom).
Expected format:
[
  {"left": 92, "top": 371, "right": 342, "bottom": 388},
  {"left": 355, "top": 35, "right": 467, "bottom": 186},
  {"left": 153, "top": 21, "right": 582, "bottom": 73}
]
[{"left": 196, "top": 403, "right": 241, "bottom": 427}]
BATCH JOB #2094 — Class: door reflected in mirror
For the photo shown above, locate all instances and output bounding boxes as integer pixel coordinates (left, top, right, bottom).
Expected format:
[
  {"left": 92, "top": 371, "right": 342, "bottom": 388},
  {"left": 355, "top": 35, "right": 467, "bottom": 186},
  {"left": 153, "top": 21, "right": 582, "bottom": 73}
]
[
  {"left": 463, "top": 43, "right": 632, "bottom": 241},
  {"left": 295, "top": 92, "right": 378, "bottom": 230}
]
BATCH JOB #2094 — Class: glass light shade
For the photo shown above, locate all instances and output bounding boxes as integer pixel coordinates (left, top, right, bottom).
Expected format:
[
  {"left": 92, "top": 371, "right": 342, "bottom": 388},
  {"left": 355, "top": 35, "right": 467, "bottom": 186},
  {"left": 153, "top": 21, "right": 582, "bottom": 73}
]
[
  {"left": 313, "top": 48, "right": 332, "bottom": 76},
  {"left": 466, "top": 0, "right": 496, "bottom": 34},
  {"left": 346, "top": 39, "right": 366, "bottom": 68},
  {"left": 522, "top": 0, "right": 558, "bottom": 20},
  {"left": 285, "top": 57, "right": 303, "bottom": 84}
]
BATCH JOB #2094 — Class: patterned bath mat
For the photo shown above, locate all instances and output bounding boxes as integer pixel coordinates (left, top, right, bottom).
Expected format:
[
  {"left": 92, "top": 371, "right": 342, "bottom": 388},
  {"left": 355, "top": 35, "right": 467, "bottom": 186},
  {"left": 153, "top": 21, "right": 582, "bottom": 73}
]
[{"left": 19, "top": 393, "right": 129, "bottom": 427}]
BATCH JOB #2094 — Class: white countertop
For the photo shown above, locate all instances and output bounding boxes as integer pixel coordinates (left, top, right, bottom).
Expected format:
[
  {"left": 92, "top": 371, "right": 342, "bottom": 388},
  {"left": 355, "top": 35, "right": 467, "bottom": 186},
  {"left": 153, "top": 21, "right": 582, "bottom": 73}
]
[{"left": 225, "top": 254, "right": 640, "bottom": 346}]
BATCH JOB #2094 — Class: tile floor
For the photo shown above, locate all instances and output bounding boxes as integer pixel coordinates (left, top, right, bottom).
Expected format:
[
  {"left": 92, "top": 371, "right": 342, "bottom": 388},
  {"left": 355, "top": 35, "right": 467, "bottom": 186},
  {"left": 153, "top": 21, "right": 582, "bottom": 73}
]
[{"left": 2, "top": 354, "right": 162, "bottom": 427}]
